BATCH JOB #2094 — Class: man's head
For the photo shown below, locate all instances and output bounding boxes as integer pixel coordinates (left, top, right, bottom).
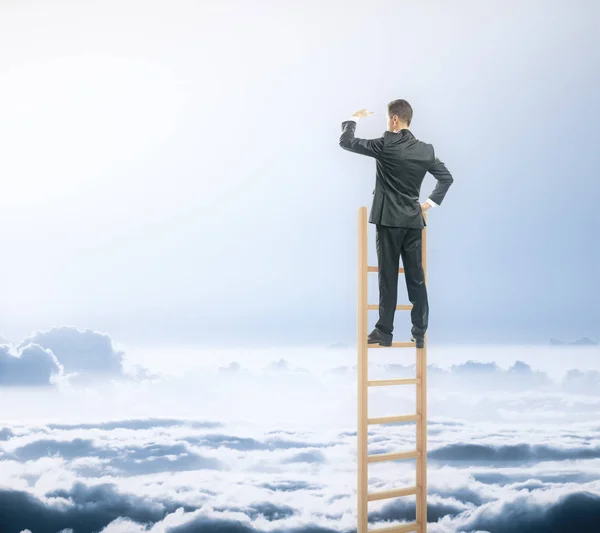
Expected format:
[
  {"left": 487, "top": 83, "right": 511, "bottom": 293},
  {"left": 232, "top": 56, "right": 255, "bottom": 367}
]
[{"left": 387, "top": 99, "right": 413, "bottom": 132}]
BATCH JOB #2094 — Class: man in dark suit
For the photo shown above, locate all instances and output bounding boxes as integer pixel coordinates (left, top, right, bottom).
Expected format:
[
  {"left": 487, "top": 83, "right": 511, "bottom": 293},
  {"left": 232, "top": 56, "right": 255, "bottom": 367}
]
[{"left": 339, "top": 99, "right": 453, "bottom": 348}]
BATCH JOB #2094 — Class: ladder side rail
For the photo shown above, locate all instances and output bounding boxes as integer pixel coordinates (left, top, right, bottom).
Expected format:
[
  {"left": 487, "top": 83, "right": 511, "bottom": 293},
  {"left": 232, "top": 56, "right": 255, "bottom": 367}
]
[
  {"left": 357, "top": 207, "right": 369, "bottom": 533},
  {"left": 415, "top": 213, "right": 427, "bottom": 532}
]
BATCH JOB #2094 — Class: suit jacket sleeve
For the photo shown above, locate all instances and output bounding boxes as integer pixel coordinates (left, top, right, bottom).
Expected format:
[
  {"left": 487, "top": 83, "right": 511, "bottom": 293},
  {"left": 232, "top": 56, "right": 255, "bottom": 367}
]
[
  {"left": 339, "top": 120, "right": 384, "bottom": 158},
  {"left": 427, "top": 151, "right": 454, "bottom": 206}
]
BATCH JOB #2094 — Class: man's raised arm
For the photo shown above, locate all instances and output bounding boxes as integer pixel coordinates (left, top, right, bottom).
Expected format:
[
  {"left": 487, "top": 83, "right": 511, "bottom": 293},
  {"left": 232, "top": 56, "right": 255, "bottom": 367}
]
[{"left": 339, "top": 111, "right": 383, "bottom": 158}]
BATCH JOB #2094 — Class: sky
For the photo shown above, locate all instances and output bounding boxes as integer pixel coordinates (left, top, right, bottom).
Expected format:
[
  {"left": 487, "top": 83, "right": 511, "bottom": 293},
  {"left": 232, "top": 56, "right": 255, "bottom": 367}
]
[{"left": 1, "top": 0, "right": 599, "bottom": 348}]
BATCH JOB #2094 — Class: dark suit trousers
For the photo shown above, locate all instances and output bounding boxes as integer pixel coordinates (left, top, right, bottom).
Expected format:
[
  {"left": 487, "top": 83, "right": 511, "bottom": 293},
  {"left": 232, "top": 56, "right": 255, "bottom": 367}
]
[{"left": 375, "top": 224, "right": 428, "bottom": 339}]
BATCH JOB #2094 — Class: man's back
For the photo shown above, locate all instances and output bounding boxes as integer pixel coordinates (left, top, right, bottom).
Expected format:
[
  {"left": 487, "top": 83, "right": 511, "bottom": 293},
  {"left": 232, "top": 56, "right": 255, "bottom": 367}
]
[
  {"left": 339, "top": 121, "right": 453, "bottom": 228},
  {"left": 339, "top": 100, "right": 453, "bottom": 350}
]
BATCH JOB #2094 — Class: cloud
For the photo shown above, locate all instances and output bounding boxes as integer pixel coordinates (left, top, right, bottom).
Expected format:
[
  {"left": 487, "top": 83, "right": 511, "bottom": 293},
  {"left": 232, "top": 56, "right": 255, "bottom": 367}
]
[
  {"left": 0, "top": 338, "right": 599, "bottom": 533},
  {"left": 0, "top": 483, "right": 181, "bottom": 533},
  {"left": 12, "top": 438, "right": 99, "bottom": 461},
  {"left": 561, "top": 369, "right": 600, "bottom": 395},
  {"left": 265, "top": 358, "right": 310, "bottom": 375},
  {"left": 187, "top": 433, "right": 334, "bottom": 452},
  {"left": 17, "top": 326, "right": 125, "bottom": 379},
  {"left": 166, "top": 517, "right": 341, "bottom": 533},
  {"left": 0, "top": 343, "right": 62, "bottom": 386},
  {"left": 260, "top": 481, "right": 322, "bottom": 492},
  {"left": 429, "top": 442, "right": 600, "bottom": 465},
  {"left": 368, "top": 498, "right": 468, "bottom": 525},
  {"left": 212, "top": 502, "right": 297, "bottom": 521},
  {"left": 472, "top": 470, "right": 600, "bottom": 486},
  {"left": 334, "top": 360, "right": 555, "bottom": 393},
  {"left": 2, "top": 411, "right": 600, "bottom": 533},
  {"left": 282, "top": 450, "right": 326, "bottom": 464},
  {"left": 10, "top": 437, "right": 227, "bottom": 476},
  {"left": 218, "top": 362, "right": 245, "bottom": 375},
  {"left": 460, "top": 491, "right": 600, "bottom": 533},
  {"left": 425, "top": 360, "right": 553, "bottom": 392},
  {"left": 46, "top": 419, "right": 222, "bottom": 431}
]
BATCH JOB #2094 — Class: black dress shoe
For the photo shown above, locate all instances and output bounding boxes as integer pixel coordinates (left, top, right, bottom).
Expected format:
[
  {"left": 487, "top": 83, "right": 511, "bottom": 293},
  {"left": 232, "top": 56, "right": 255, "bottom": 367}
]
[
  {"left": 368, "top": 328, "right": 392, "bottom": 347},
  {"left": 410, "top": 335, "right": 424, "bottom": 349}
]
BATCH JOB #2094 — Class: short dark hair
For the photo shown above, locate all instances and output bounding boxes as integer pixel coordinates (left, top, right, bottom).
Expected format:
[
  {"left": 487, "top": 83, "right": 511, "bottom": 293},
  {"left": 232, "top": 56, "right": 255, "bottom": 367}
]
[{"left": 387, "top": 99, "right": 413, "bottom": 126}]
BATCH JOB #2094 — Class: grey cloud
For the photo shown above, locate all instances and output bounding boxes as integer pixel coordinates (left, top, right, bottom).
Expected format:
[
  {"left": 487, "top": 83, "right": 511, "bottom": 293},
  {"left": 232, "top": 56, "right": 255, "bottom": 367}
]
[
  {"left": 435, "top": 360, "right": 552, "bottom": 391},
  {"left": 260, "top": 480, "right": 322, "bottom": 492},
  {"left": 360, "top": 360, "right": 554, "bottom": 392},
  {"left": 326, "top": 365, "right": 351, "bottom": 375},
  {"left": 188, "top": 433, "right": 334, "bottom": 451},
  {"left": 0, "top": 427, "right": 14, "bottom": 440},
  {"left": 213, "top": 502, "right": 296, "bottom": 521},
  {"left": 46, "top": 418, "right": 222, "bottom": 431},
  {"left": 0, "top": 484, "right": 182, "bottom": 533},
  {"left": 561, "top": 369, "right": 600, "bottom": 395},
  {"left": 473, "top": 471, "right": 600, "bottom": 486},
  {"left": 11, "top": 437, "right": 226, "bottom": 476},
  {"left": 465, "top": 491, "right": 600, "bottom": 533},
  {"left": 282, "top": 450, "right": 326, "bottom": 464},
  {"left": 0, "top": 482, "right": 332, "bottom": 533},
  {"left": 429, "top": 420, "right": 465, "bottom": 427},
  {"left": 267, "top": 438, "right": 333, "bottom": 449},
  {"left": 511, "top": 480, "right": 546, "bottom": 491},
  {"left": 13, "top": 438, "right": 98, "bottom": 461},
  {"left": 369, "top": 498, "right": 467, "bottom": 525},
  {"left": 186, "top": 434, "right": 270, "bottom": 451},
  {"left": 168, "top": 517, "right": 341, "bottom": 533},
  {"left": 0, "top": 343, "right": 62, "bottom": 386},
  {"left": 80, "top": 452, "right": 225, "bottom": 477},
  {"left": 219, "top": 361, "right": 245, "bottom": 374},
  {"left": 433, "top": 486, "right": 489, "bottom": 507},
  {"left": 266, "top": 358, "right": 310, "bottom": 374},
  {"left": 17, "top": 326, "right": 124, "bottom": 379},
  {"left": 429, "top": 442, "right": 600, "bottom": 465}
]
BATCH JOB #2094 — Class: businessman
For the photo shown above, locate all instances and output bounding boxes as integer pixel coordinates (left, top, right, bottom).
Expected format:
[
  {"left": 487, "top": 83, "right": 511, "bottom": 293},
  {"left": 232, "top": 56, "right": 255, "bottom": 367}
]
[{"left": 339, "top": 99, "right": 453, "bottom": 348}]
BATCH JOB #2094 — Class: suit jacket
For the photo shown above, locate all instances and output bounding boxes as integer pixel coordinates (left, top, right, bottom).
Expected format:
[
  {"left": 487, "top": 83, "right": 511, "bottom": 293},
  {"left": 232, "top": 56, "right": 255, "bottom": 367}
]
[{"left": 339, "top": 120, "right": 453, "bottom": 229}]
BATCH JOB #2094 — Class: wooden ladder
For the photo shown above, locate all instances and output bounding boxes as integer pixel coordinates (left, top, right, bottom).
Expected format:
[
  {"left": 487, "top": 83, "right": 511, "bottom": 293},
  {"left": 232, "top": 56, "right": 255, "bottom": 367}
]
[{"left": 357, "top": 206, "right": 428, "bottom": 533}]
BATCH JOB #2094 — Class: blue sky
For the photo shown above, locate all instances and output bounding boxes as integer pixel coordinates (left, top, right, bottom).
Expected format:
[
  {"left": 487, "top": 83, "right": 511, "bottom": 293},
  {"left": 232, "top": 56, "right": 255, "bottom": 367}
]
[{"left": 0, "top": 0, "right": 599, "bottom": 347}]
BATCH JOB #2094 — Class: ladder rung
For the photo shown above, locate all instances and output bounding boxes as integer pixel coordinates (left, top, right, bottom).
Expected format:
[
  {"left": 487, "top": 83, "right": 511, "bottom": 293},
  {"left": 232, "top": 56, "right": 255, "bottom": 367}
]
[
  {"left": 367, "top": 304, "right": 412, "bottom": 311},
  {"left": 368, "top": 522, "right": 419, "bottom": 533},
  {"left": 369, "top": 342, "right": 415, "bottom": 349},
  {"left": 368, "top": 450, "right": 418, "bottom": 463},
  {"left": 368, "top": 378, "right": 419, "bottom": 387},
  {"left": 368, "top": 486, "right": 417, "bottom": 502},
  {"left": 368, "top": 414, "right": 418, "bottom": 425},
  {"left": 368, "top": 266, "right": 405, "bottom": 274}
]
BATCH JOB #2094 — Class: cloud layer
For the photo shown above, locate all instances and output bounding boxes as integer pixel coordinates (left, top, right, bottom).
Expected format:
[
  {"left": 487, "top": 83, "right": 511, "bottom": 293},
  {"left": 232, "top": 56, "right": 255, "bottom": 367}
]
[
  {"left": 0, "top": 413, "right": 599, "bottom": 533},
  {"left": 1, "top": 341, "right": 600, "bottom": 532}
]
